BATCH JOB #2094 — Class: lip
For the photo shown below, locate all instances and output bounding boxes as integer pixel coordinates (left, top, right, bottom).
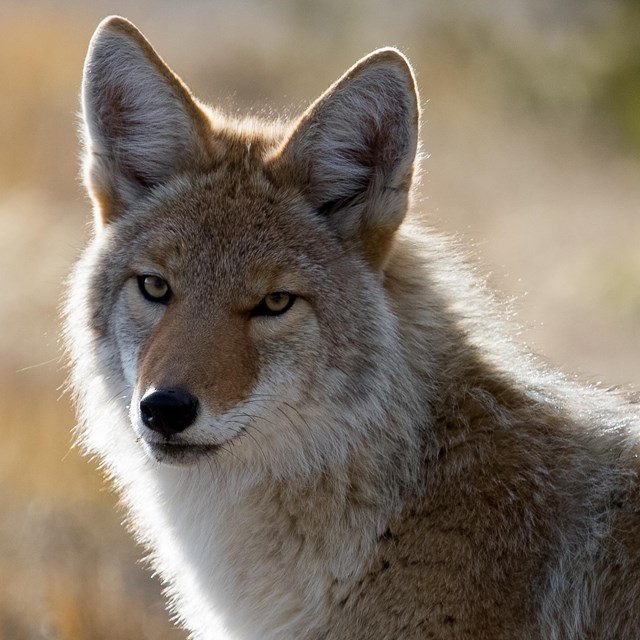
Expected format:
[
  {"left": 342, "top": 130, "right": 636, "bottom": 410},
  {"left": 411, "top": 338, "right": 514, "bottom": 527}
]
[{"left": 142, "top": 440, "right": 221, "bottom": 465}]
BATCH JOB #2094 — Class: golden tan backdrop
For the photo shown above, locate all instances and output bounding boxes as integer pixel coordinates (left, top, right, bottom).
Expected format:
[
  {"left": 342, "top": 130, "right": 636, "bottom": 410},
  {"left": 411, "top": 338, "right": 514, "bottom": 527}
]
[{"left": 1, "top": 0, "right": 639, "bottom": 638}]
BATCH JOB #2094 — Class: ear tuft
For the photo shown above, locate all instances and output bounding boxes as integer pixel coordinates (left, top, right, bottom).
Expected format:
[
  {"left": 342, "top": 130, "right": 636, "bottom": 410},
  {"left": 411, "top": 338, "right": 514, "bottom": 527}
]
[{"left": 81, "top": 16, "right": 211, "bottom": 224}]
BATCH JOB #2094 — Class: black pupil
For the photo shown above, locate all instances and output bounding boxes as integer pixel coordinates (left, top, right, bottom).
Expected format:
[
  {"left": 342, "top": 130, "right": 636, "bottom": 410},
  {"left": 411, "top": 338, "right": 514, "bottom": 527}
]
[
  {"left": 269, "top": 293, "right": 288, "bottom": 308},
  {"left": 147, "top": 277, "right": 166, "bottom": 296}
]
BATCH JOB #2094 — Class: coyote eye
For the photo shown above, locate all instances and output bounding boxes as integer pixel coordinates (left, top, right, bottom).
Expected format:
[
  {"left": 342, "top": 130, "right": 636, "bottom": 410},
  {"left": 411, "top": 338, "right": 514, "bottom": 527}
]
[
  {"left": 252, "top": 292, "right": 296, "bottom": 317},
  {"left": 137, "top": 275, "right": 171, "bottom": 304}
]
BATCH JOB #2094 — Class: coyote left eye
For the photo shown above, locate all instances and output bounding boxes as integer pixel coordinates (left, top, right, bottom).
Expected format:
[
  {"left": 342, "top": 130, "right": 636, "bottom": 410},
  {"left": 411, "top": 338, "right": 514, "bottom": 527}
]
[
  {"left": 138, "top": 275, "right": 171, "bottom": 304},
  {"left": 252, "top": 292, "right": 296, "bottom": 317}
]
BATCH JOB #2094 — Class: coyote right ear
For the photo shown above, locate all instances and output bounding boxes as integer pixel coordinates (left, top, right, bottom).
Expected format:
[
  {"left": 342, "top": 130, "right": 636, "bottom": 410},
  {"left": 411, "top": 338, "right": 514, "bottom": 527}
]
[
  {"left": 81, "top": 16, "right": 212, "bottom": 225},
  {"left": 270, "top": 48, "right": 420, "bottom": 270}
]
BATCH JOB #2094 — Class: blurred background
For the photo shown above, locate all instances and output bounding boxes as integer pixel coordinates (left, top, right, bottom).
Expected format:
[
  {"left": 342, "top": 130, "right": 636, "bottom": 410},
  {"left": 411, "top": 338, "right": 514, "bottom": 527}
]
[{"left": 1, "top": 0, "right": 639, "bottom": 637}]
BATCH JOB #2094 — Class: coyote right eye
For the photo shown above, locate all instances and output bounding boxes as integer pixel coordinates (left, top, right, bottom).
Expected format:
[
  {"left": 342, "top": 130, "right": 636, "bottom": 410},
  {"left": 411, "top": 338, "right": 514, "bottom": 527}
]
[
  {"left": 251, "top": 292, "right": 297, "bottom": 317},
  {"left": 137, "top": 275, "right": 172, "bottom": 304}
]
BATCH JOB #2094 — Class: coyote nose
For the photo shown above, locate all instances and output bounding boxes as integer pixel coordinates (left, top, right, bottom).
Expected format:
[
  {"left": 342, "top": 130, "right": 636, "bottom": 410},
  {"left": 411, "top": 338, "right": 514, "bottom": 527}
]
[{"left": 140, "top": 388, "right": 199, "bottom": 438}]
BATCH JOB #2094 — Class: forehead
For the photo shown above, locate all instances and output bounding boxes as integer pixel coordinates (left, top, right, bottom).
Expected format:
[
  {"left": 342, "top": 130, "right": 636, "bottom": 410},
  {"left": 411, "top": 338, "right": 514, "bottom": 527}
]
[{"left": 128, "top": 168, "right": 328, "bottom": 280}]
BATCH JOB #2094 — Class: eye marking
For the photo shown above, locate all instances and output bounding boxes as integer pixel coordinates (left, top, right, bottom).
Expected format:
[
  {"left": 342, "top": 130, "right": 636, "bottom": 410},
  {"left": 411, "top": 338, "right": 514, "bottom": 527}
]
[
  {"left": 251, "top": 292, "right": 297, "bottom": 317},
  {"left": 137, "top": 274, "right": 172, "bottom": 304}
]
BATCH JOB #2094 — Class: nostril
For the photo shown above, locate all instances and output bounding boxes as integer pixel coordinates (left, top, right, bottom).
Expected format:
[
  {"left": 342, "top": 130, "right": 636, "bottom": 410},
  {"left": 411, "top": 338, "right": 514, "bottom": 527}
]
[
  {"left": 140, "top": 401, "right": 154, "bottom": 424},
  {"left": 139, "top": 388, "right": 199, "bottom": 438}
]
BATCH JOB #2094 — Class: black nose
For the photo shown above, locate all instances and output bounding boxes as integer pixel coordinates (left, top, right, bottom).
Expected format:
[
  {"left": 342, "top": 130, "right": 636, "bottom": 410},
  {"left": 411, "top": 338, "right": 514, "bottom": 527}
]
[{"left": 139, "top": 388, "right": 199, "bottom": 438}]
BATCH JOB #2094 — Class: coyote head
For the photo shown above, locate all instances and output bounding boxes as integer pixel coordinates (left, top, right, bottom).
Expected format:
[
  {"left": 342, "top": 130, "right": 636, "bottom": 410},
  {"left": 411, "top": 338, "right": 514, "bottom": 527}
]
[{"left": 69, "top": 17, "right": 421, "bottom": 481}]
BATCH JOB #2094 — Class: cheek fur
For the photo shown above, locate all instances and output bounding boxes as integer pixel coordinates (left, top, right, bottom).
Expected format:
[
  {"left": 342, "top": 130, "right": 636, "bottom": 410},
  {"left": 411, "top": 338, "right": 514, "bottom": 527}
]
[{"left": 112, "top": 287, "right": 163, "bottom": 389}]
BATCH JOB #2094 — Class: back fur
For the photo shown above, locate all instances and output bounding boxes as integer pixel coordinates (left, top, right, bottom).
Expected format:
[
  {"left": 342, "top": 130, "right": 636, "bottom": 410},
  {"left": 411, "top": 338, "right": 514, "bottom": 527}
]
[{"left": 65, "top": 16, "right": 640, "bottom": 640}]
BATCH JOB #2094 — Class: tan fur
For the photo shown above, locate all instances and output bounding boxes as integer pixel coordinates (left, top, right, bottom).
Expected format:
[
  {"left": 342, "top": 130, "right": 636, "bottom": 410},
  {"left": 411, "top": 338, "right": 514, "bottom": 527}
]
[{"left": 65, "top": 16, "right": 640, "bottom": 640}]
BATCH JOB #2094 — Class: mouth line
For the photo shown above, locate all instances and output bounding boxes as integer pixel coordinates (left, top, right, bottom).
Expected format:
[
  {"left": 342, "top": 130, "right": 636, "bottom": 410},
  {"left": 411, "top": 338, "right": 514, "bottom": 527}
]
[{"left": 142, "top": 440, "right": 221, "bottom": 464}]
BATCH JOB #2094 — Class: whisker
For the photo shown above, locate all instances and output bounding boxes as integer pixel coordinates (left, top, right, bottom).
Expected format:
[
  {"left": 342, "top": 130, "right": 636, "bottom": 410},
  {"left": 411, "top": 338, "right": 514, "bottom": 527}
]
[
  {"left": 205, "top": 455, "right": 216, "bottom": 482},
  {"left": 231, "top": 411, "right": 277, "bottom": 428},
  {"left": 218, "top": 441, "right": 242, "bottom": 464},
  {"left": 16, "top": 357, "right": 63, "bottom": 373},
  {"left": 221, "top": 421, "right": 269, "bottom": 466}
]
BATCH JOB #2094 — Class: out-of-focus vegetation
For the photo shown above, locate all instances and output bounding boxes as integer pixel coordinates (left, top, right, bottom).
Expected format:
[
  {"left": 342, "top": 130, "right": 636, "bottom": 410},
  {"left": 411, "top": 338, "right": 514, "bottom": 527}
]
[{"left": 1, "top": 1, "right": 638, "bottom": 638}]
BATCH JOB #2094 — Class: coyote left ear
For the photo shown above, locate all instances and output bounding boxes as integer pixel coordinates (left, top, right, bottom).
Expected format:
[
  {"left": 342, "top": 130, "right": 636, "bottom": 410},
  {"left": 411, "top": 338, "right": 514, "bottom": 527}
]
[{"left": 270, "top": 48, "right": 420, "bottom": 270}]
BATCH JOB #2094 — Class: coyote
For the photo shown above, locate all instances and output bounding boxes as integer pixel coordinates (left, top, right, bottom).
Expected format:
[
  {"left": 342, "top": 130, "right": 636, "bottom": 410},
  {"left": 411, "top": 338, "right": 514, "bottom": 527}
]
[{"left": 66, "top": 15, "right": 640, "bottom": 640}]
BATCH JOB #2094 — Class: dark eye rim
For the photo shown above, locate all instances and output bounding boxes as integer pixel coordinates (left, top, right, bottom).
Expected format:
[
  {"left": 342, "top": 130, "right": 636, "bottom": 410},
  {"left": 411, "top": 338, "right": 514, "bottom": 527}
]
[
  {"left": 251, "top": 292, "right": 297, "bottom": 317},
  {"left": 137, "top": 274, "right": 172, "bottom": 305}
]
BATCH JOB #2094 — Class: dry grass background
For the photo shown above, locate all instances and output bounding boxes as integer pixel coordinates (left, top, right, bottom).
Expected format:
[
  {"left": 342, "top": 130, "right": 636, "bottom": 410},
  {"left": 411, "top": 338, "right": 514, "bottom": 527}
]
[{"left": 1, "top": 0, "right": 639, "bottom": 638}]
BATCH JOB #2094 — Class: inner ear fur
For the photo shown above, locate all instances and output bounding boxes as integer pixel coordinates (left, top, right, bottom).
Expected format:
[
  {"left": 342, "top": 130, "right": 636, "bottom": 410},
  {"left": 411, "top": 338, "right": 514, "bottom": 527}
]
[
  {"left": 81, "top": 16, "right": 213, "bottom": 225},
  {"left": 269, "top": 48, "right": 420, "bottom": 270}
]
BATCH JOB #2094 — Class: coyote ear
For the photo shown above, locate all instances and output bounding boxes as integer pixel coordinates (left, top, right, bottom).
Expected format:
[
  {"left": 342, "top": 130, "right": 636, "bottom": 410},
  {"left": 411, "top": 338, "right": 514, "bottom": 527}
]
[
  {"left": 81, "top": 16, "right": 212, "bottom": 225},
  {"left": 271, "top": 48, "right": 419, "bottom": 269}
]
